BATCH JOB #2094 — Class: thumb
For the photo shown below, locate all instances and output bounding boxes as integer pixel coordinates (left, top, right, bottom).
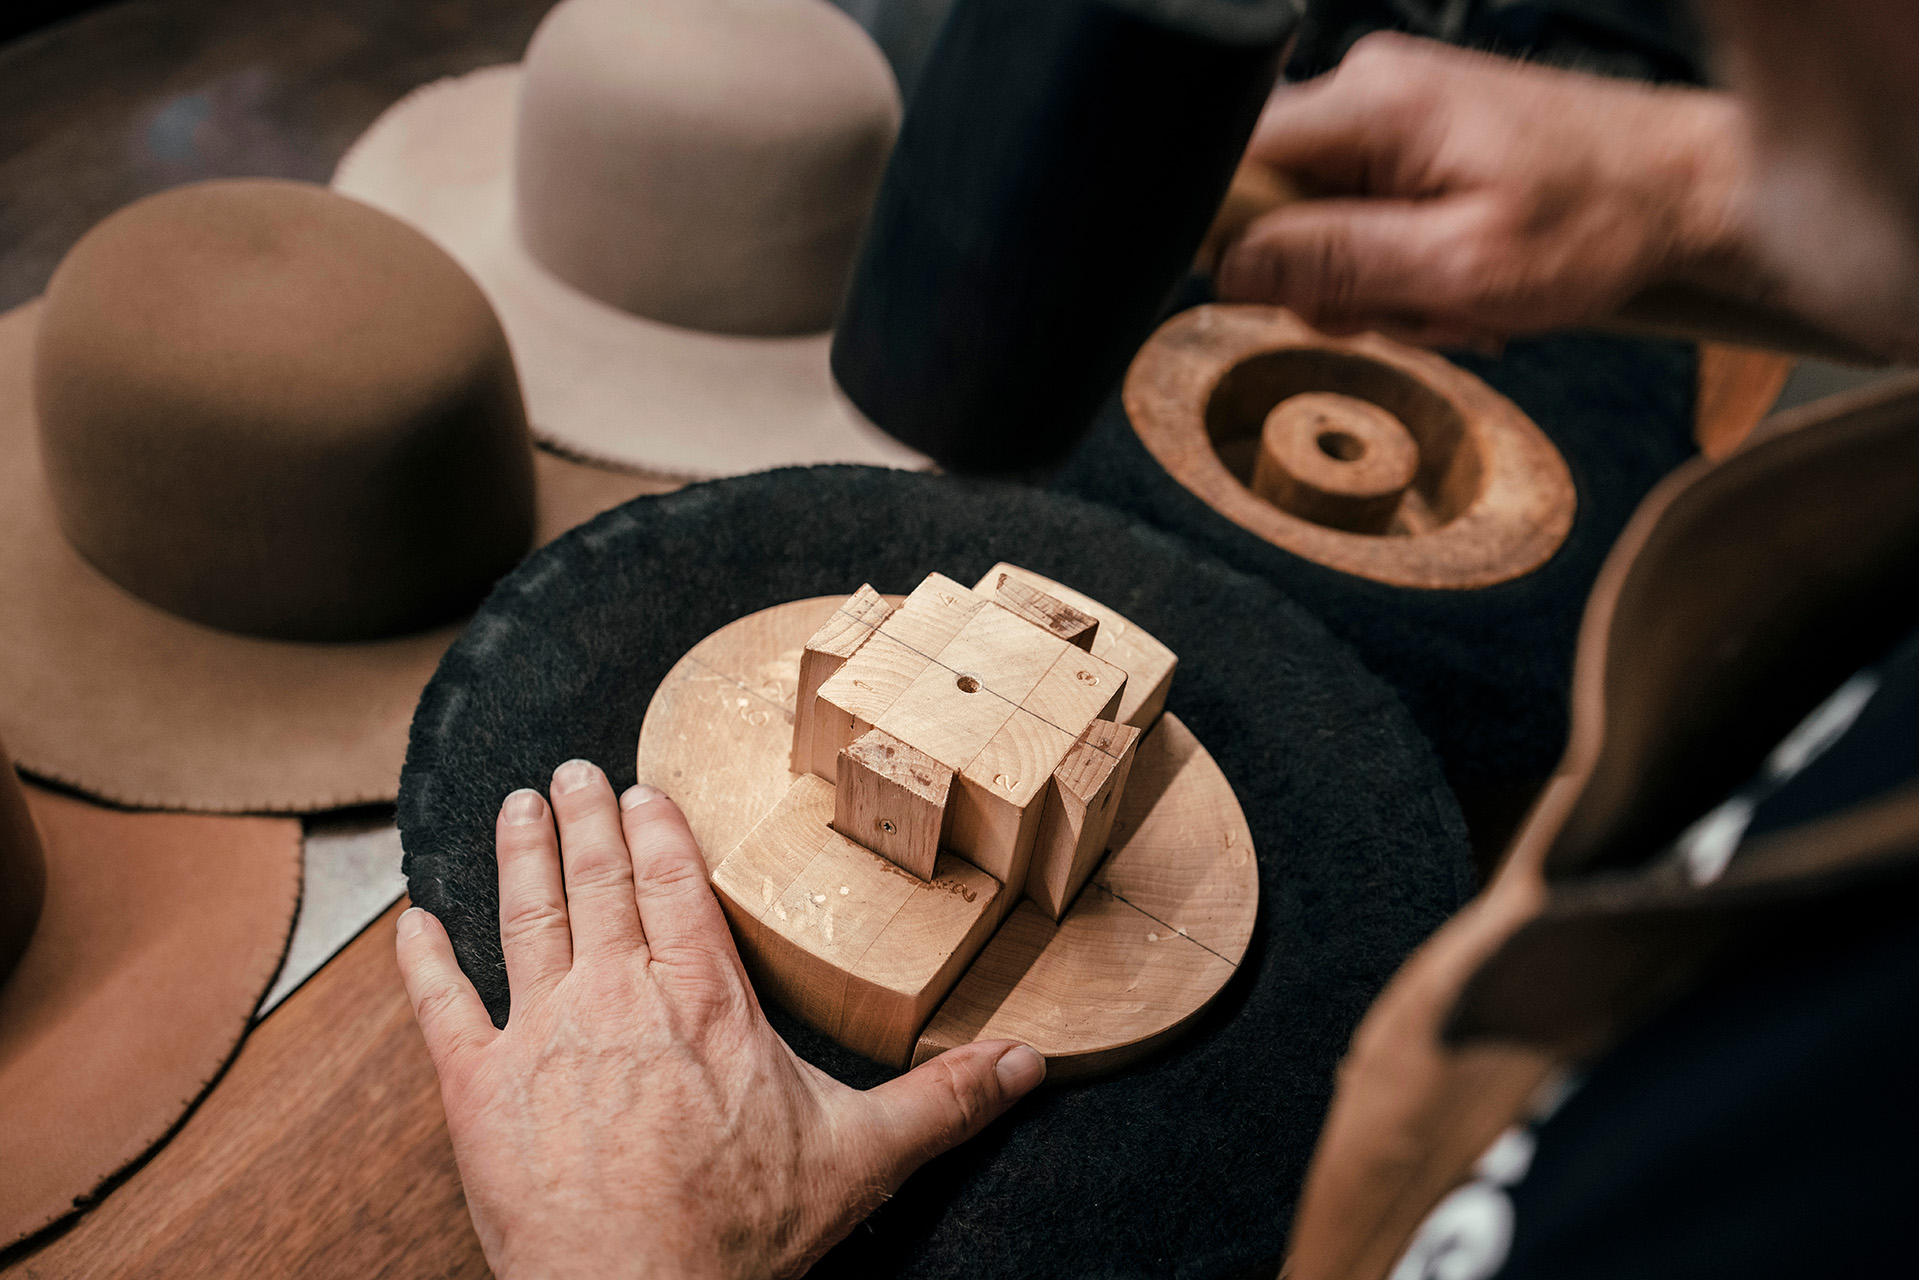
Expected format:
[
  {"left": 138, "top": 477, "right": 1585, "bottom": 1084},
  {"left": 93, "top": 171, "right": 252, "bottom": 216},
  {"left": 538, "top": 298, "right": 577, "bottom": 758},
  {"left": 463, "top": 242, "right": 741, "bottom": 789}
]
[{"left": 849, "top": 1041, "right": 1046, "bottom": 1187}]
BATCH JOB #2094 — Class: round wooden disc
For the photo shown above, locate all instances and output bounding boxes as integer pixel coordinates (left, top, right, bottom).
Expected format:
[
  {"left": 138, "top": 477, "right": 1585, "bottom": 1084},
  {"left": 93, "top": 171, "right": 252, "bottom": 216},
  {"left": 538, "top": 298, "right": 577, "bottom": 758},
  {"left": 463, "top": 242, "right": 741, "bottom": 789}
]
[
  {"left": 637, "top": 595, "right": 1258, "bottom": 1080},
  {"left": 1126, "top": 304, "right": 1576, "bottom": 589}
]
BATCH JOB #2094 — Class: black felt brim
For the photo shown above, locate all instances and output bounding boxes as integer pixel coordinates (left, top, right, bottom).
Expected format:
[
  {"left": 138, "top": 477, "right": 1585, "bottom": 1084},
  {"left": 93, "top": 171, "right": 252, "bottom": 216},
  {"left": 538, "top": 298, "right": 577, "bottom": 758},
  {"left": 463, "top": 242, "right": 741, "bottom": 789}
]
[
  {"left": 397, "top": 467, "right": 1473, "bottom": 1279},
  {"left": 1054, "top": 325, "right": 1699, "bottom": 850}
]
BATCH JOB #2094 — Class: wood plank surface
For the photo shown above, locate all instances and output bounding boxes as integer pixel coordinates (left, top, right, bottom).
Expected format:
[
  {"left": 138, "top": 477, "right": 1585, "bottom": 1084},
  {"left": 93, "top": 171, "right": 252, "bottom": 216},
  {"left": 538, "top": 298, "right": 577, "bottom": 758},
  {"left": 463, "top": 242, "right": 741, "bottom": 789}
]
[{"left": 0, "top": 901, "right": 488, "bottom": 1279}]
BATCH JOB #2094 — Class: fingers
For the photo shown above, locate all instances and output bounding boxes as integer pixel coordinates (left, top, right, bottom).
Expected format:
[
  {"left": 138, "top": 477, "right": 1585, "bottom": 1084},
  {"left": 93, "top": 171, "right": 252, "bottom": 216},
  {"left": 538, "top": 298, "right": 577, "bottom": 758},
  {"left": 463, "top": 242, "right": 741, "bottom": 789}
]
[
  {"left": 396, "top": 906, "right": 497, "bottom": 1076},
  {"left": 849, "top": 1041, "right": 1046, "bottom": 1188},
  {"left": 496, "top": 787, "right": 572, "bottom": 1004},
  {"left": 618, "top": 785, "right": 738, "bottom": 971},
  {"left": 1245, "top": 32, "right": 1450, "bottom": 195},
  {"left": 549, "top": 759, "right": 647, "bottom": 960},
  {"left": 1214, "top": 195, "right": 1501, "bottom": 334}
]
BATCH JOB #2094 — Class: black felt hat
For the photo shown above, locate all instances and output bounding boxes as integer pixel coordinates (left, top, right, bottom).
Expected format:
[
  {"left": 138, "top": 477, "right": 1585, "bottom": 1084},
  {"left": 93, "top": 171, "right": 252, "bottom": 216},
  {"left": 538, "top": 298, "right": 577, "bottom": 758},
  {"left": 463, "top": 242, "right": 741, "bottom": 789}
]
[
  {"left": 1053, "top": 320, "right": 1699, "bottom": 850},
  {"left": 398, "top": 466, "right": 1472, "bottom": 1279}
]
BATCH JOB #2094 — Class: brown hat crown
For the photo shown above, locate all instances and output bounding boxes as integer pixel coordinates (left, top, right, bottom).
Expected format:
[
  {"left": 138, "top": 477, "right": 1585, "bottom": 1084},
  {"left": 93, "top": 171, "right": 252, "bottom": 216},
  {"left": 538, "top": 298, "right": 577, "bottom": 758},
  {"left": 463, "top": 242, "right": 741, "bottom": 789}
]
[
  {"left": 0, "top": 747, "right": 46, "bottom": 989},
  {"left": 33, "top": 179, "right": 537, "bottom": 643}
]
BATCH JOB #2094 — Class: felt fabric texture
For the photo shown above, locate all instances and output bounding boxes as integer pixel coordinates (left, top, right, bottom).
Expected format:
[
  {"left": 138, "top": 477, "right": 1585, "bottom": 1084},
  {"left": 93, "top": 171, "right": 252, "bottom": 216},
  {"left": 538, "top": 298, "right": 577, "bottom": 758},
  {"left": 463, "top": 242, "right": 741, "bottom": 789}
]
[
  {"left": 1052, "top": 326, "right": 1698, "bottom": 849},
  {"left": 398, "top": 466, "right": 1475, "bottom": 1278},
  {"left": 332, "top": 4, "right": 930, "bottom": 479},
  {"left": 0, "top": 295, "right": 670, "bottom": 815},
  {"left": 37, "top": 179, "right": 536, "bottom": 643},
  {"left": 0, "top": 762, "right": 303, "bottom": 1248}
]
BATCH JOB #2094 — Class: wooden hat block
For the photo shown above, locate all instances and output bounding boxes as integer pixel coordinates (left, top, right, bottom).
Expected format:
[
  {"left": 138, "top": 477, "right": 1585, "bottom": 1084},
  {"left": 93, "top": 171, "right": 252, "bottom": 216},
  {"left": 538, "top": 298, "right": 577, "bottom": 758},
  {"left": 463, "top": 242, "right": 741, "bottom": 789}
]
[
  {"left": 637, "top": 565, "right": 1256, "bottom": 1078},
  {"left": 1126, "top": 305, "right": 1578, "bottom": 589}
]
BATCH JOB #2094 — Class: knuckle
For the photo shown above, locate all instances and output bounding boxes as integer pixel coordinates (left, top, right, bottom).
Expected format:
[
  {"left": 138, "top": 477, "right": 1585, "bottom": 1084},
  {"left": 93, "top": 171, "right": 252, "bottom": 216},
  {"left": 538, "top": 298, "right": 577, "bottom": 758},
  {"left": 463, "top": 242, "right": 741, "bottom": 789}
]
[
  {"left": 634, "top": 845, "right": 707, "bottom": 896},
  {"left": 499, "top": 893, "right": 568, "bottom": 945},
  {"left": 564, "top": 835, "right": 633, "bottom": 892}
]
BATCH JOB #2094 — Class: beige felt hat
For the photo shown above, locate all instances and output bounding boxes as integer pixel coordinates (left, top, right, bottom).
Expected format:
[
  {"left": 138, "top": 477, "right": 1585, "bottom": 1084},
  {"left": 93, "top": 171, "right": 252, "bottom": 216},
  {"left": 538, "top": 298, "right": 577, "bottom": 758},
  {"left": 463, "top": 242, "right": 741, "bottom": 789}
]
[
  {"left": 331, "top": 0, "right": 928, "bottom": 479},
  {"left": 0, "top": 178, "right": 664, "bottom": 814},
  {"left": 0, "top": 742, "right": 303, "bottom": 1247}
]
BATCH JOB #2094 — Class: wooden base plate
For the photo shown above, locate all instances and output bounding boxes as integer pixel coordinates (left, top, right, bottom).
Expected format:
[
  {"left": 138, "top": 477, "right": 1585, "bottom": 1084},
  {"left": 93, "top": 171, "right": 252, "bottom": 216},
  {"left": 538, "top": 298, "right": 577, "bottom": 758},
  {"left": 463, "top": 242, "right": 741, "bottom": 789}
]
[{"left": 637, "top": 596, "right": 1258, "bottom": 1080}]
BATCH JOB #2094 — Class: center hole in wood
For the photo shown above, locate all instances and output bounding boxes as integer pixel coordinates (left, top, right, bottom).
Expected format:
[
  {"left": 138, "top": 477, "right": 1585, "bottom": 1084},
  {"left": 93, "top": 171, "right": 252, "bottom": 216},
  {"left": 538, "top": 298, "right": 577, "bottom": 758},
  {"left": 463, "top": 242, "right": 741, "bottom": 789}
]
[
  {"left": 956, "top": 674, "right": 980, "bottom": 693},
  {"left": 1317, "top": 429, "right": 1365, "bottom": 462},
  {"left": 880, "top": 819, "right": 897, "bottom": 834}
]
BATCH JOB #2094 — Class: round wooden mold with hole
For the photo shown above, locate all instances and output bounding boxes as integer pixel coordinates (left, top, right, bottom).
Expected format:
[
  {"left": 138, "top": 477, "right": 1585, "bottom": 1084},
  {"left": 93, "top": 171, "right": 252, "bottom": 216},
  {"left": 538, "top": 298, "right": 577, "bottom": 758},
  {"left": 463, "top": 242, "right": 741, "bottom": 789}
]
[
  {"left": 636, "top": 595, "right": 1257, "bottom": 1081},
  {"left": 1126, "top": 305, "right": 1576, "bottom": 589}
]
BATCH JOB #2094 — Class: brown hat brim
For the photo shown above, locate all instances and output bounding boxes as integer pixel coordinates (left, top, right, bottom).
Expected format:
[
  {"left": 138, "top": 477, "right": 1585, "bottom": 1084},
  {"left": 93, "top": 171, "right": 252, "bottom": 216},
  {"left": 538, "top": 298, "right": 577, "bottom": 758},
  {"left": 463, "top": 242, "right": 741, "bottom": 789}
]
[
  {"left": 0, "top": 300, "right": 672, "bottom": 813},
  {"left": 0, "top": 779, "right": 302, "bottom": 1246}
]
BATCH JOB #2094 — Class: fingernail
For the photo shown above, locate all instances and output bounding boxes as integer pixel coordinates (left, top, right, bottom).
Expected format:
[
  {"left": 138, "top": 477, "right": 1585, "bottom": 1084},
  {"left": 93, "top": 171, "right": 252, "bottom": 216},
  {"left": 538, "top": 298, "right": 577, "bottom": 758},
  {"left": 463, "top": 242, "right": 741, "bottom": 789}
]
[
  {"left": 397, "top": 906, "right": 429, "bottom": 938},
  {"left": 995, "top": 1044, "right": 1045, "bottom": 1094},
  {"left": 620, "top": 783, "right": 665, "bottom": 811},
  {"left": 502, "top": 788, "right": 545, "bottom": 825},
  {"left": 552, "top": 759, "right": 598, "bottom": 794}
]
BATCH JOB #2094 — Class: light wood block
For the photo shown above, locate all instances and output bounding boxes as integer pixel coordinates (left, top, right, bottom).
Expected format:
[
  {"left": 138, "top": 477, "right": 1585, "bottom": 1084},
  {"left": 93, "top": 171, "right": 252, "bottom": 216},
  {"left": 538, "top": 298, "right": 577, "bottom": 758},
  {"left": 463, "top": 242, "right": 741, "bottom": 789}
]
[
  {"left": 983, "top": 573, "right": 1100, "bottom": 651},
  {"left": 935, "top": 600, "right": 1069, "bottom": 705},
  {"left": 972, "top": 564, "right": 1177, "bottom": 730},
  {"left": 1021, "top": 644, "right": 1126, "bottom": 736},
  {"left": 951, "top": 706, "right": 1076, "bottom": 892},
  {"left": 833, "top": 729, "right": 951, "bottom": 879},
  {"left": 809, "top": 574, "right": 983, "bottom": 781},
  {"left": 710, "top": 773, "right": 1002, "bottom": 1066},
  {"left": 792, "top": 584, "right": 891, "bottom": 773},
  {"left": 1028, "top": 719, "right": 1141, "bottom": 921},
  {"left": 641, "top": 597, "right": 1252, "bottom": 1078}
]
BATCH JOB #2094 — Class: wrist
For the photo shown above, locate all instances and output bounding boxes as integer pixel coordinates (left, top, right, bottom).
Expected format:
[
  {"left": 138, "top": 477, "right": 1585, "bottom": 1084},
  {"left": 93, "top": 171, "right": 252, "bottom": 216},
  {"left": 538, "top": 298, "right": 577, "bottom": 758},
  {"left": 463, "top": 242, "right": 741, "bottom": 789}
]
[{"left": 1659, "top": 90, "right": 1771, "bottom": 298}]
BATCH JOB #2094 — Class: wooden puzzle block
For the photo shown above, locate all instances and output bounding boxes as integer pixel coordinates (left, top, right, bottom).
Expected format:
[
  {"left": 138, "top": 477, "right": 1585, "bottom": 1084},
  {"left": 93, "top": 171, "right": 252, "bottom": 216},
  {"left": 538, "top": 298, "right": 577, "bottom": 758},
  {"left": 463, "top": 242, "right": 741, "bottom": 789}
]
[
  {"left": 833, "top": 729, "right": 951, "bottom": 879},
  {"left": 972, "top": 564, "right": 1177, "bottom": 729},
  {"left": 983, "top": 574, "right": 1100, "bottom": 651},
  {"left": 809, "top": 574, "right": 982, "bottom": 780},
  {"left": 950, "top": 705, "right": 1077, "bottom": 894},
  {"left": 710, "top": 774, "right": 1001, "bottom": 1066},
  {"left": 1027, "top": 719, "right": 1141, "bottom": 921},
  {"left": 1020, "top": 644, "right": 1127, "bottom": 736},
  {"left": 793, "top": 585, "right": 892, "bottom": 773}
]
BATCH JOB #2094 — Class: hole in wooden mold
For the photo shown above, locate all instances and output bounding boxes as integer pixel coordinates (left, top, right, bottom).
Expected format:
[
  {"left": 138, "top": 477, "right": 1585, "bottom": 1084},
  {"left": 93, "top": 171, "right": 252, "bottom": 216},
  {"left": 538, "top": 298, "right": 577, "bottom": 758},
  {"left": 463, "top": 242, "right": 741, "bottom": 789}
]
[
  {"left": 1317, "top": 429, "right": 1364, "bottom": 462},
  {"left": 955, "top": 674, "right": 981, "bottom": 693}
]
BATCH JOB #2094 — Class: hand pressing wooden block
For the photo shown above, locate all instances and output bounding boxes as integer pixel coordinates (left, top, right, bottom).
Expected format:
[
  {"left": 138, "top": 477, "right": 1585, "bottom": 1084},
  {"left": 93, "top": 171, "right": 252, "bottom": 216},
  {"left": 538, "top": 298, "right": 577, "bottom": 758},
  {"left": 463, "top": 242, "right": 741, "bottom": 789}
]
[
  {"left": 711, "top": 774, "right": 1002, "bottom": 1067},
  {"left": 1027, "top": 719, "right": 1141, "bottom": 921},
  {"left": 972, "top": 564, "right": 1177, "bottom": 730},
  {"left": 793, "top": 585, "right": 892, "bottom": 774},
  {"left": 834, "top": 729, "right": 951, "bottom": 879},
  {"left": 983, "top": 573, "right": 1100, "bottom": 651}
]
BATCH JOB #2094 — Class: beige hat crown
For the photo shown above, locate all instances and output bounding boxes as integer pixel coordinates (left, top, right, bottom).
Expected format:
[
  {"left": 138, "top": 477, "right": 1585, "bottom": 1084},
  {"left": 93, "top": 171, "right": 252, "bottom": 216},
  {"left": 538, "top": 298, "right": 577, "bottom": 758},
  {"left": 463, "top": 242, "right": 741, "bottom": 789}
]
[
  {"left": 33, "top": 179, "right": 537, "bottom": 643},
  {"left": 513, "top": 0, "right": 901, "bottom": 336}
]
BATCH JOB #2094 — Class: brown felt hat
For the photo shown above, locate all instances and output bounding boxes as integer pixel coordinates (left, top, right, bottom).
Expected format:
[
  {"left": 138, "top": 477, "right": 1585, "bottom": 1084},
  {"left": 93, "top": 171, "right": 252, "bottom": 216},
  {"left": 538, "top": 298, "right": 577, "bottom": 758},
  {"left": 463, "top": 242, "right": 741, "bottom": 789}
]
[
  {"left": 0, "top": 179, "right": 665, "bottom": 813},
  {"left": 0, "top": 741, "right": 303, "bottom": 1246}
]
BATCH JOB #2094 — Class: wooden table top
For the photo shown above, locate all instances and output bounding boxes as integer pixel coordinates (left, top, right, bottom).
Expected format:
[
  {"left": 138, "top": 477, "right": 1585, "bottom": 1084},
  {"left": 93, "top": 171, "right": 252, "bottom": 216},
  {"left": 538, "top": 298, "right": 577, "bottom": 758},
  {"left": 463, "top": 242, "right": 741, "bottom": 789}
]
[{"left": 0, "top": 901, "right": 491, "bottom": 1277}]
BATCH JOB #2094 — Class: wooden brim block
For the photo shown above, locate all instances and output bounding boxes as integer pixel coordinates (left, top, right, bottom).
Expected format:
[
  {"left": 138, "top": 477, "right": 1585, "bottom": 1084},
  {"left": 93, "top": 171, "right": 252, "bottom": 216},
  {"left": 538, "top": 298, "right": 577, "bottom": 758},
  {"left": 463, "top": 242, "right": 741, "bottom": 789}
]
[
  {"left": 983, "top": 573, "right": 1100, "bottom": 651},
  {"left": 833, "top": 729, "right": 952, "bottom": 879},
  {"left": 972, "top": 564, "right": 1177, "bottom": 730},
  {"left": 950, "top": 705, "right": 1074, "bottom": 894},
  {"left": 1028, "top": 719, "right": 1141, "bottom": 921},
  {"left": 793, "top": 585, "right": 892, "bottom": 774},
  {"left": 711, "top": 774, "right": 1002, "bottom": 1067}
]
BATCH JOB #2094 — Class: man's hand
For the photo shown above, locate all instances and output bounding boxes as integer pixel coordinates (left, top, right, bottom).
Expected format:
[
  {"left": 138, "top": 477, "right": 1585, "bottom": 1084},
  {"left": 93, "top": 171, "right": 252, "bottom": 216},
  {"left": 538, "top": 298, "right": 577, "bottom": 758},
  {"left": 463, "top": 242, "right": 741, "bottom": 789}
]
[
  {"left": 1214, "top": 33, "right": 1760, "bottom": 349},
  {"left": 394, "top": 759, "right": 1046, "bottom": 1280}
]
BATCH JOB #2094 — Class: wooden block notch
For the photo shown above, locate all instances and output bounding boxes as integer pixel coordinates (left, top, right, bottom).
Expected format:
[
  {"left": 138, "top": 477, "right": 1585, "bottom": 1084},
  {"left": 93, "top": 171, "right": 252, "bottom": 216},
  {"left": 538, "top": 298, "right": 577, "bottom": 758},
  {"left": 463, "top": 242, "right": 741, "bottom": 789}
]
[
  {"left": 1028, "top": 719, "right": 1141, "bottom": 921},
  {"left": 985, "top": 572, "right": 1100, "bottom": 651},
  {"left": 833, "top": 729, "right": 952, "bottom": 879},
  {"left": 793, "top": 585, "right": 892, "bottom": 774}
]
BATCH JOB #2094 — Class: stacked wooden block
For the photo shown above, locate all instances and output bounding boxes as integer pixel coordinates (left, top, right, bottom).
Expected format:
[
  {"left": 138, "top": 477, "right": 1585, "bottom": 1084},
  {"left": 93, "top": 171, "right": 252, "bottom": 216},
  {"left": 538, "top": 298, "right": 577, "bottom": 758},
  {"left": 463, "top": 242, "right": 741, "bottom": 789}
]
[{"left": 711, "top": 565, "right": 1176, "bottom": 1064}]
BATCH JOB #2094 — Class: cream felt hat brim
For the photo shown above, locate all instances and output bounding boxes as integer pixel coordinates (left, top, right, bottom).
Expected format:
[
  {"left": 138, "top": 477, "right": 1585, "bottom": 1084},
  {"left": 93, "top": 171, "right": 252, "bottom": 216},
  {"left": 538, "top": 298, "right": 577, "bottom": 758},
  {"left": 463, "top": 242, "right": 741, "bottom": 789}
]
[
  {"left": 0, "top": 776, "right": 302, "bottom": 1247},
  {"left": 0, "top": 300, "right": 669, "bottom": 814},
  {"left": 332, "top": 65, "right": 930, "bottom": 480}
]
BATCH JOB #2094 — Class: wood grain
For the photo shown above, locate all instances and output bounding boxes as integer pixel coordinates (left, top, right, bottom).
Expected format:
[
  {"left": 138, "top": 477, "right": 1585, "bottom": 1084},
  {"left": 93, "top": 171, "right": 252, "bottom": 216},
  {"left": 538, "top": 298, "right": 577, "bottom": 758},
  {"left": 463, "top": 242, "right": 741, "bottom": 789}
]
[
  {"left": 972, "top": 564, "right": 1175, "bottom": 730},
  {"left": 981, "top": 574, "right": 1099, "bottom": 651},
  {"left": 834, "top": 728, "right": 951, "bottom": 879},
  {"left": 0, "top": 900, "right": 488, "bottom": 1279},
  {"left": 639, "top": 598, "right": 1256, "bottom": 1077},
  {"left": 914, "top": 714, "right": 1254, "bottom": 1079},
  {"left": 1028, "top": 719, "right": 1141, "bottom": 922},
  {"left": 712, "top": 775, "right": 1001, "bottom": 1067},
  {"left": 793, "top": 584, "right": 892, "bottom": 774}
]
